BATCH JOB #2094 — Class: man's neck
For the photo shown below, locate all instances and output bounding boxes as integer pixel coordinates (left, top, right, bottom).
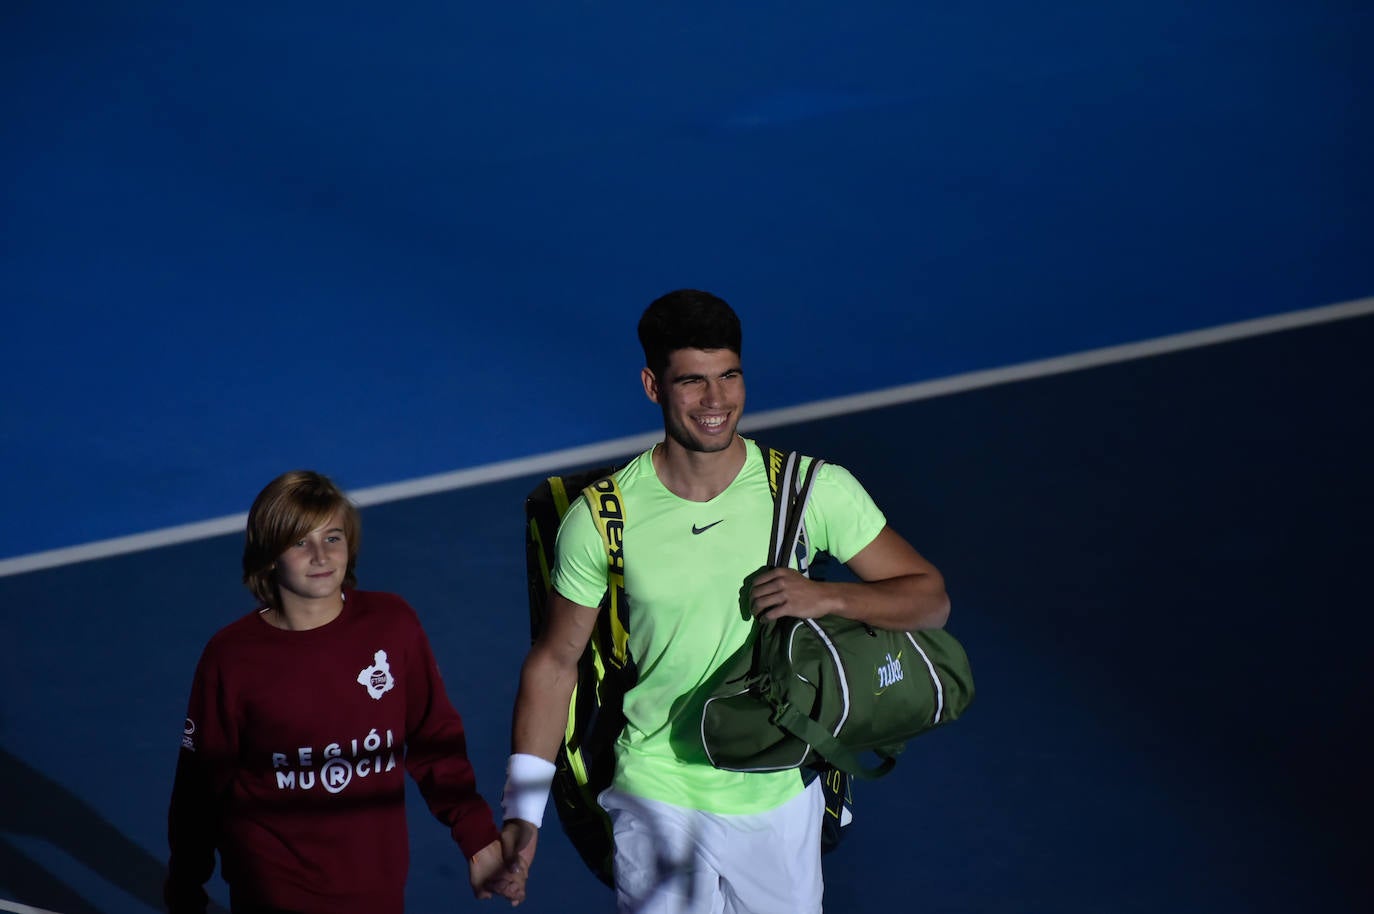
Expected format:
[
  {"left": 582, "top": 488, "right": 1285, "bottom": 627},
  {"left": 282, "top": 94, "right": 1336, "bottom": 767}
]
[{"left": 652, "top": 435, "right": 748, "bottom": 502}]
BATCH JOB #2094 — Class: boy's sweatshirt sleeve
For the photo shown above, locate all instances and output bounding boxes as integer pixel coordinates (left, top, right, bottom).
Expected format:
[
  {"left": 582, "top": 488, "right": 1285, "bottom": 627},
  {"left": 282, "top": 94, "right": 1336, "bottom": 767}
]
[
  {"left": 401, "top": 606, "right": 501, "bottom": 859},
  {"left": 164, "top": 644, "right": 234, "bottom": 914}
]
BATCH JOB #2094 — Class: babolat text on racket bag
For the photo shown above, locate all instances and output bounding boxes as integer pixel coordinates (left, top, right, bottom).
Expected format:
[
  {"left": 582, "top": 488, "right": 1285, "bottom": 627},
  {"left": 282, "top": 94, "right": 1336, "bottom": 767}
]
[
  {"left": 700, "top": 450, "right": 975, "bottom": 779},
  {"left": 525, "top": 464, "right": 632, "bottom": 888}
]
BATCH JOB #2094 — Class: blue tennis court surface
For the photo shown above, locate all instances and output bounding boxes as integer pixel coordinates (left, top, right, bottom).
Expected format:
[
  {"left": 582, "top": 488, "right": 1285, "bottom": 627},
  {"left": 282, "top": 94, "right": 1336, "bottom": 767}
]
[
  {"left": 2, "top": 2, "right": 1372, "bottom": 913},
  {"left": 3, "top": 313, "right": 1371, "bottom": 913},
  {"left": 3, "top": 2, "right": 1372, "bottom": 562}
]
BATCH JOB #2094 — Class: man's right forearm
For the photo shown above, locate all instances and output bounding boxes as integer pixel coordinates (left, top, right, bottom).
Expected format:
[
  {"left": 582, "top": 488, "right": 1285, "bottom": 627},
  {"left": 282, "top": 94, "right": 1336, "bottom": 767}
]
[
  {"left": 510, "top": 645, "right": 578, "bottom": 759},
  {"left": 503, "top": 646, "right": 578, "bottom": 828}
]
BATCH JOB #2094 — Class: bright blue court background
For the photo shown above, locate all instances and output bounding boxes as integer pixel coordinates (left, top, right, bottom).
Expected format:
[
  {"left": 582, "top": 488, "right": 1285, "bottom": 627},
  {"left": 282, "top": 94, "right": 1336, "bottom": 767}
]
[{"left": 3, "top": 1, "right": 1372, "bottom": 561}]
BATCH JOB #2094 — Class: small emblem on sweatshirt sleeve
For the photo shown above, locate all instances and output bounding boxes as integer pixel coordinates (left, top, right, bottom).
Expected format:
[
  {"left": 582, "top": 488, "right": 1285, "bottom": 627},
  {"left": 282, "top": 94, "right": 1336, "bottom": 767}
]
[
  {"left": 357, "top": 650, "right": 395, "bottom": 700},
  {"left": 182, "top": 718, "right": 196, "bottom": 750}
]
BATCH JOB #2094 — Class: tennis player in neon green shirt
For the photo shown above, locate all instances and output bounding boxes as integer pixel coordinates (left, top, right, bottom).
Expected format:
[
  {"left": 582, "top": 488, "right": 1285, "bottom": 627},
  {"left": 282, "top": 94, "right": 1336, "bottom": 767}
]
[{"left": 501, "top": 289, "right": 951, "bottom": 913}]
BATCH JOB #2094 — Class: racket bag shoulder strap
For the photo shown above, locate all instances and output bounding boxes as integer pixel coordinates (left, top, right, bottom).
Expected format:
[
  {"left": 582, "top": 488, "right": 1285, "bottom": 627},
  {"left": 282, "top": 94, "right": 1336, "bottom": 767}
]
[{"left": 523, "top": 465, "right": 633, "bottom": 888}]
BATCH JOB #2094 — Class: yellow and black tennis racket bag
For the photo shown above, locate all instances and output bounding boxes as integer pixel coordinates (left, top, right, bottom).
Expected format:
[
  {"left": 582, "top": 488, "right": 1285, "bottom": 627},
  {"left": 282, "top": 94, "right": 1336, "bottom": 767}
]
[
  {"left": 523, "top": 449, "right": 862, "bottom": 887},
  {"left": 524, "top": 464, "right": 632, "bottom": 888}
]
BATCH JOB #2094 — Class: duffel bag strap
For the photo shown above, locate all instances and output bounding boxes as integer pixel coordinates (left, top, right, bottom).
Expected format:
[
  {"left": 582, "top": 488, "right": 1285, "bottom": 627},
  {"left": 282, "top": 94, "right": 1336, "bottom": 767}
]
[
  {"left": 770, "top": 702, "right": 898, "bottom": 780},
  {"left": 767, "top": 449, "right": 825, "bottom": 572}
]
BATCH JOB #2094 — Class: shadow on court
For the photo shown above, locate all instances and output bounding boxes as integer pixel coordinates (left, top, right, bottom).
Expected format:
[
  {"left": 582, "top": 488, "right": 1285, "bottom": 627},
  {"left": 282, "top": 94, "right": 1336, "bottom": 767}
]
[{"left": 0, "top": 746, "right": 227, "bottom": 914}]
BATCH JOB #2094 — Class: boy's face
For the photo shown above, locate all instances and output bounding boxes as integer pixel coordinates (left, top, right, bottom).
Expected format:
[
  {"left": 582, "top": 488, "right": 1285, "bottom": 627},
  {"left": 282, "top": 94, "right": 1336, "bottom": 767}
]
[
  {"left": 274, "top": 510, "right": 349, "bottom": 606},
  {"left": 643, "top": 347, "right": 745, "bottom": 454}
]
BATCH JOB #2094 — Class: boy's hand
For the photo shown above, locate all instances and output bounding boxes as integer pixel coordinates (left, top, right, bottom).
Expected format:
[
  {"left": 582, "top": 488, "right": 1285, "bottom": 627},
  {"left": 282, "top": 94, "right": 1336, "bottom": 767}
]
[{"left": 469, "top": 838, "right": 524, "bottom": 904}]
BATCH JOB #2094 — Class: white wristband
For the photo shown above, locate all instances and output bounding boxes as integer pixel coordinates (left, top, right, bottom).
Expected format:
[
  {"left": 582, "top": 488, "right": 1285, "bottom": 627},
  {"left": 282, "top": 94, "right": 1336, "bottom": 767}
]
[{"left": 502, "top": 753, "right": 556, "bottom": 828}]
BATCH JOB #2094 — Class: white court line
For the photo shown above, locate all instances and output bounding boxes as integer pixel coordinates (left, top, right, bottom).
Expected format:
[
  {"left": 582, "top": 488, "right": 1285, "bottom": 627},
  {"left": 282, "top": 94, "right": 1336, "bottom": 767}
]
[
  {"left": 1, "top": 295, "right": 1370, "bottom": 580},
  {"left": 0, "top": 899, "right": 67, "bottom": 914}
]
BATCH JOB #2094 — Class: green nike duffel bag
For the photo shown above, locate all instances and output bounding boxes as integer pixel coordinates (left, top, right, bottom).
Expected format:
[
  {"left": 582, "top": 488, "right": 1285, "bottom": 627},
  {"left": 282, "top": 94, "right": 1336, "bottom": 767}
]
[{"left": 700, "top": 613, "right": 975, "bottom": 779}]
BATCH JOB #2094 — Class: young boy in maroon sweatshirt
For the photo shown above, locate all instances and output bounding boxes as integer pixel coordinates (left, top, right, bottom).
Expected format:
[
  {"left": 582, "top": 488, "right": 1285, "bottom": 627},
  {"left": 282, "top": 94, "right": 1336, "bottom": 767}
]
[{"left": 165, "top": 470, "right": 523, "bottom": 913}]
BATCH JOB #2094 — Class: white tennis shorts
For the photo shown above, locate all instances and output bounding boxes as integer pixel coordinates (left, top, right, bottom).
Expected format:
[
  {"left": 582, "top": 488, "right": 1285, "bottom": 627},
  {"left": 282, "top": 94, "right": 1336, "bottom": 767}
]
[{"left": 599, "top": 778, "right": 824, "bottom": 914}]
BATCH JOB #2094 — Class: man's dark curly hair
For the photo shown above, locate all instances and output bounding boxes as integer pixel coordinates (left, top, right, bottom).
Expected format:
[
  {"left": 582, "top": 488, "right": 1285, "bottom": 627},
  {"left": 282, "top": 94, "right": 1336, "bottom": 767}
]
[{"left": 637, "top": 289, "right": 742, "bottom": 378}]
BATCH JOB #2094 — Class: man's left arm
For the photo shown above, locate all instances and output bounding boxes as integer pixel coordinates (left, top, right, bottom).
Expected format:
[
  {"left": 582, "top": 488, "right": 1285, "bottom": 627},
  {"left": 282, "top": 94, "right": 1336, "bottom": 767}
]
[{"left": 749, "top": 524, "right": 949, "bottom": 631}]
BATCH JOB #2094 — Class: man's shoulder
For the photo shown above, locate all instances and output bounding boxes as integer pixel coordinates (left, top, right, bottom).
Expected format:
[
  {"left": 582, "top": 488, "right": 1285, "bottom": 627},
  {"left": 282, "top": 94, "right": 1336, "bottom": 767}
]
[
  {"left": 744, "top": 440, "right": 859, "bottom": 491},
  {"left": 608, "top": 446, "right": 655, "bottom": 489}
]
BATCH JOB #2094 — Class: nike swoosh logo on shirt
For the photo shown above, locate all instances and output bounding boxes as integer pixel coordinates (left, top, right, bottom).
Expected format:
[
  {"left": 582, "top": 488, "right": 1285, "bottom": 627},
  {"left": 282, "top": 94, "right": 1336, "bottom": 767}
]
[{"left": 692, "top": 520, "right": 724, "bottom": 535}]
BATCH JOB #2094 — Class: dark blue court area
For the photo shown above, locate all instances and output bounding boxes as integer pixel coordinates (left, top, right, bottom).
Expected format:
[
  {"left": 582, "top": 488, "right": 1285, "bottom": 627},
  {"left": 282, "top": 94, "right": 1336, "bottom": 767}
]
[{"left": 3, "top": 313, "right": 1371, "bottom": 913}]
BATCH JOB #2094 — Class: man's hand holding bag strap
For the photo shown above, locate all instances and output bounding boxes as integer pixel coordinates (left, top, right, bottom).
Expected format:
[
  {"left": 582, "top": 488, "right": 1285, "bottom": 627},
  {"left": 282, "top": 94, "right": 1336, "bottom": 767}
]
[{"left": 699, "top": 448, "right": 975, "bottom": 779}]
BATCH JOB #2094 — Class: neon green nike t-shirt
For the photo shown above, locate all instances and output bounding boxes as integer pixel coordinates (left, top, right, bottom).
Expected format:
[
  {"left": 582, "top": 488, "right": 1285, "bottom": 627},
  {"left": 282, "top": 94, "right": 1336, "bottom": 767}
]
[{"left": 551, "top": 439, "right": 887, "bottom": 814}]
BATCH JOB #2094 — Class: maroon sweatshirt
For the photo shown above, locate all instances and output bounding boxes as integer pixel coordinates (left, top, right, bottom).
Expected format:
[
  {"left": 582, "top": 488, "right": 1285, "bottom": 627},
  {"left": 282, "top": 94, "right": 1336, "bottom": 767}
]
[{"left": 165, "top": 590, "right": 500, "bottom": 913}]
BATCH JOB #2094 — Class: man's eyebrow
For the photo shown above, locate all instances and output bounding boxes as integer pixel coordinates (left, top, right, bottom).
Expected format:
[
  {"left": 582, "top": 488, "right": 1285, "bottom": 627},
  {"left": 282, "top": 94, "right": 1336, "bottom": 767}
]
[{"left": 670, "top": 364, "right": 741, "bottom": 383}]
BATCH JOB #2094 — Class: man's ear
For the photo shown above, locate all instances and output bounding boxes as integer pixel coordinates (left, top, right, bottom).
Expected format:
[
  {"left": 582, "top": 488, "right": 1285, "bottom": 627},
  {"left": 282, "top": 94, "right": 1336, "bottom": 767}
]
[{"left": 641, "top": 366, "right": 661, "bottom": 404}]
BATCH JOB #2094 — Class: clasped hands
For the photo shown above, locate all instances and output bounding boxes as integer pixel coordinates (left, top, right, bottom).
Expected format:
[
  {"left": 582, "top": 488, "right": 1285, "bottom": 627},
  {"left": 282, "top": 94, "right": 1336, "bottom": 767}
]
[{"left": 470, "top": 819, "right": 539, "bottom": 906}]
